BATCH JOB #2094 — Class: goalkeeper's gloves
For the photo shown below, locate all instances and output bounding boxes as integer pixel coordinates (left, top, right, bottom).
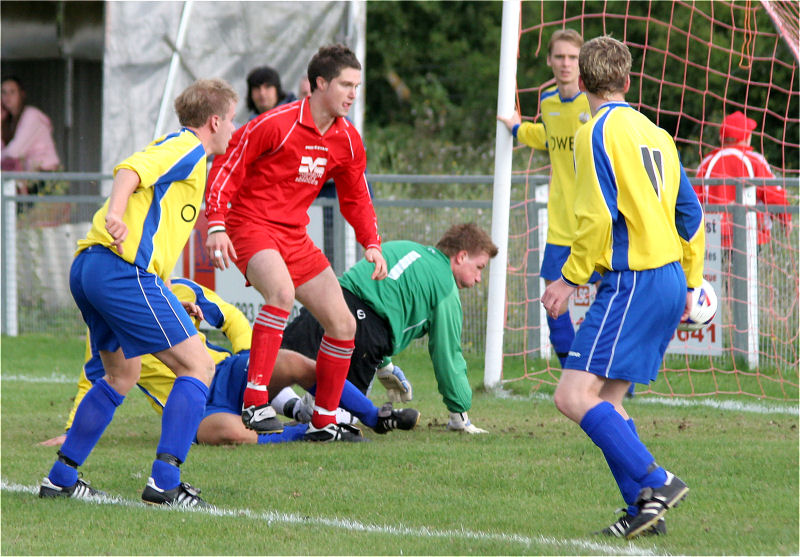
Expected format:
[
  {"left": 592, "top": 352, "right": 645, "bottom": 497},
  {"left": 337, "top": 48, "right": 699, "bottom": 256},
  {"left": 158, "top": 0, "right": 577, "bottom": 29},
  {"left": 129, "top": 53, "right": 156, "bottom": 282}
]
[
  {"left": 447, "top": 411, "right": 488, "bottom": 434},
  {"left": 377, "top": 363, "right": 412, "bottom": 402}
]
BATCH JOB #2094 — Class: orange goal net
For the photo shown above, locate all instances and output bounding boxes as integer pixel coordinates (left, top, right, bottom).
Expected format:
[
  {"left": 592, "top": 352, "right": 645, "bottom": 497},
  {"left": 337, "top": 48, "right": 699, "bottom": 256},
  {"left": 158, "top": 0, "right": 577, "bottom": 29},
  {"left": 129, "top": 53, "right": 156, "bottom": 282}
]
[{"left": 500, "top": 0, "right": 799, "bottom": 400}]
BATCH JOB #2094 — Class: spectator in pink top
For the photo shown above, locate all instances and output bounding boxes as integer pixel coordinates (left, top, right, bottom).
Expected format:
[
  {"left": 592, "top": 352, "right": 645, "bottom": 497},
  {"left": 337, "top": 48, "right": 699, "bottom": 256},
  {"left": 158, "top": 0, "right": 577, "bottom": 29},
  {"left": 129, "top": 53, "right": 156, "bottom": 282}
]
[{"left": 1, "top": 75, "right": 61, "bottom": 172}]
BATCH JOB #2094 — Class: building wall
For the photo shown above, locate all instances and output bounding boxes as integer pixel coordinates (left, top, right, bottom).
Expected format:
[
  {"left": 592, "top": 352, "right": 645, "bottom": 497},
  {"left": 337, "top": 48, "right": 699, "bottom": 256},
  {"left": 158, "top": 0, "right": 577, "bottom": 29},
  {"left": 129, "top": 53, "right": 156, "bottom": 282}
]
[{"left": 1, "top": 1, "right": 104, "bottom": 192}]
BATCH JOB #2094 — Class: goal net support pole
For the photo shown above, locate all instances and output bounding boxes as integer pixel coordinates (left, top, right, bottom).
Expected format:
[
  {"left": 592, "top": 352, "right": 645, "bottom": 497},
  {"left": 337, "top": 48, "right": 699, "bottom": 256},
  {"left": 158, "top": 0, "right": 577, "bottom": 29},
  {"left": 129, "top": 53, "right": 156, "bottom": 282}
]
[{"left": 484, "top": 0, "right": 520, "bottom": 389}]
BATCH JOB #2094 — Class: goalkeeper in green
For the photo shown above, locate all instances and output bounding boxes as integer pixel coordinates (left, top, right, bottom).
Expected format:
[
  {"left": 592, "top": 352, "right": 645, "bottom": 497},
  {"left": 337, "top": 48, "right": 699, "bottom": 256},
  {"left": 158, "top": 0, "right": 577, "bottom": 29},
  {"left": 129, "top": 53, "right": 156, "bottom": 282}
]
[{"left": 279, "top": 222, "right": 498, "bottom": 433}]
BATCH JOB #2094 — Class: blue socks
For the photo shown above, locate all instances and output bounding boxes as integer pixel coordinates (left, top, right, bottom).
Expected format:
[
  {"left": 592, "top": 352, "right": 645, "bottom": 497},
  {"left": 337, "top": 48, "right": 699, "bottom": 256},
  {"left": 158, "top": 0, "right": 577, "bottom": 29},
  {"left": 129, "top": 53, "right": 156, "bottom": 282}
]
[
  {"left": 547, "top": 312, "right": 575, "bottom": 368},
  {"left": 258, "top": 423, "right": 309, "bottom": 444},
  {"left": 50, "top": 378, "right": 124, "bottom": 488},
  {"left": 339, "top": 380, "right": 378, "bottom": 427},
  {"left": 600, "top": 417, "right": 647, "bottom": 516},
  {"left": 624, "top": 419, "right": 642, "bottom": 516},
  {"left": 308, "top": 380, "right": 379, "bottom": 428},
  {"left": 627, "top": 417, "right": 638, "bottom": 438},
  {"left": 151, "top": 376, "right": 209, "bottom": 491},
  {"left": 51, "top": 375, "right": 211, "bottom": 492},
  {"left": 580, "top": 401, "right": 667, "bottom": 503}
]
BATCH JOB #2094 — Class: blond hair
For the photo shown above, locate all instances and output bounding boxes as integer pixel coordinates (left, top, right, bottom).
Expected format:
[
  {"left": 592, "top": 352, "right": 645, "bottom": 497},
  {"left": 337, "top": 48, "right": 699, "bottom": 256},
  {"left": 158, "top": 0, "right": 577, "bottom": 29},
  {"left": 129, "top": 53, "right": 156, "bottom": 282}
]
[
  {"left": 578, "top": 36, "right": 631, "bottom": 98},
  {"left": 174, "top": 79, "right": 238, "bottom": 128},
  {"left": 548, "top": 29, "right": 583, "bottom": 55}
]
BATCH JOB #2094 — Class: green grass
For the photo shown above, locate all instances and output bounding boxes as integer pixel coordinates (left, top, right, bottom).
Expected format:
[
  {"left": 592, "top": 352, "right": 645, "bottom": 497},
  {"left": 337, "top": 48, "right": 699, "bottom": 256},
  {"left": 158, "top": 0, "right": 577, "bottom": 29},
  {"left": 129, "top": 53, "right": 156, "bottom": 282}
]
[{"left": 2, "top": 334, "right": 798, "bottom": 555}]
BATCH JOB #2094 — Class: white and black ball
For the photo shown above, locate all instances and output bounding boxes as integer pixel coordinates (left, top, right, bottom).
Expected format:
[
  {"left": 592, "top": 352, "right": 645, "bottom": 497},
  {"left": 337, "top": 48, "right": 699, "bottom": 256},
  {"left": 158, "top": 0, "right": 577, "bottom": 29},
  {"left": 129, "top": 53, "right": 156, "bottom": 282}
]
[{"left": 679, "top": 279, "right": 717, "bottom": 331}]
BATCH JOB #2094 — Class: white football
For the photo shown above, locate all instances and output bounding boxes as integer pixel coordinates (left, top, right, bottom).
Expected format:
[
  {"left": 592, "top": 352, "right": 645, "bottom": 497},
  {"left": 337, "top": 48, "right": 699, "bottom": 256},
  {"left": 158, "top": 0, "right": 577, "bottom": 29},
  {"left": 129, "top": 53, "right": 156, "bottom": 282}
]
[{"left": 679, "top": 279, "right": 717, "bottom": 331}]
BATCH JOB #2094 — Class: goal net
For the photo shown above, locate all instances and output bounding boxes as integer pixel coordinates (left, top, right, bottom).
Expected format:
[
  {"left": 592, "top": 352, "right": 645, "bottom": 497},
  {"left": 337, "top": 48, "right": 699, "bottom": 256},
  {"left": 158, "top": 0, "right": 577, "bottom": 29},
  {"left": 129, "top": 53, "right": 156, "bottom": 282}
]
[{"left": 491, "top": 0, "right": 799, "bottom": 400}]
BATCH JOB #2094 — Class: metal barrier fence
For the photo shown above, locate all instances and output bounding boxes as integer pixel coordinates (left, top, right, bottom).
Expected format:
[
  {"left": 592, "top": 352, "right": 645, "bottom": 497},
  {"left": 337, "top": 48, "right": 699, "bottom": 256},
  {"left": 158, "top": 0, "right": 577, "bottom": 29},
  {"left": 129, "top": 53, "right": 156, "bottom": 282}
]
[
  {"left": 0, "top": 173, "right": 533, "bottom": 351},
  {"left": 2, "top": 172, "right": 798, "bottom": 362}
]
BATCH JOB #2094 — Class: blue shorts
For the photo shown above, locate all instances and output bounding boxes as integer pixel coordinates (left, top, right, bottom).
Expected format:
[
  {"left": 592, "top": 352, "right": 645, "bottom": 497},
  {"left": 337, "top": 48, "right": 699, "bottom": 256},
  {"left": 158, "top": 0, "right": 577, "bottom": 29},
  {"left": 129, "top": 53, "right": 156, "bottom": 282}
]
[
  {"left": 202, "top": 352, "right": 249, "bottom": 419},
  {"left": 200, "top": 352, "right": 309, "bottom": 443},
  {"left": 70, "top": 246, "right": 197, "bottom": 359},
  {"left": 83, "top": 342, "right": 171, "bottom": 414},
  {"left": 565, "top": 262, "right": 686, "bottom": 385},
  {"left": 540, "top": 243, "right": 603, "bottom": 284}
]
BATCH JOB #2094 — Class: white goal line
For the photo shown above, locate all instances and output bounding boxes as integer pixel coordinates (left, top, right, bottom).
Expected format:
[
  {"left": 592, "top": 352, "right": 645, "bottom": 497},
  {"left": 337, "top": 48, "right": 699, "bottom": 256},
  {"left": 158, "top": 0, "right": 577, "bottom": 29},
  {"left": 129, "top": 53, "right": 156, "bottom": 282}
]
[
  {"left": 494, "top": 388, "right": 799, "bottom": 416},
  {"left": 2, "top": 373, "right": 76, "bottom": 384},
  {"left": 1, "top": 479, "right": 658, "bottom": 556}
]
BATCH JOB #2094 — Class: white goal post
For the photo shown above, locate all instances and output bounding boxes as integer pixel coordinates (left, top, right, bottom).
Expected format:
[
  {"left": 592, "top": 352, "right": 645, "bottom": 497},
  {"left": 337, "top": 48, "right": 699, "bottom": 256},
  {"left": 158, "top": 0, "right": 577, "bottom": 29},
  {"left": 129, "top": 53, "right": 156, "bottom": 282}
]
[
  {"left": 483, "top": 0, "right": 520, "bottom": 389},
  {"left": 482, "top": 2, "right": 786, "bottom": 388}
]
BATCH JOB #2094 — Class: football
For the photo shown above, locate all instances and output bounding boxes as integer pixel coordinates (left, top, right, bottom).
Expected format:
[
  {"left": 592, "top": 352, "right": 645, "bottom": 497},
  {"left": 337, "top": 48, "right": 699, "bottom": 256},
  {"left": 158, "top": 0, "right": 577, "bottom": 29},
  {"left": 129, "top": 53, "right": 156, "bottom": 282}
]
[{"left": 679, "top": 279, "right": 717, "bottom": 331}]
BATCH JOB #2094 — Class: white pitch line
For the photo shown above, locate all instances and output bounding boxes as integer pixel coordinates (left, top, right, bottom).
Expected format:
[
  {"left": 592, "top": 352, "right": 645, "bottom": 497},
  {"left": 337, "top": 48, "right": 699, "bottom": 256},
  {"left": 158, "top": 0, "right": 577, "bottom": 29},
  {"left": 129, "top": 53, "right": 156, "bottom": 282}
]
[
  {"left": 635, "top": 395, "right": 799, "bottom": 415},
  {"left": 494, "top": 388, "right": 799, "bottom": 416},
  {"left": 2, "top": 479, "right": 660, "bottom": 556},
  {"left": 1, "top": 373, "right": 76, "bottom": 384}
]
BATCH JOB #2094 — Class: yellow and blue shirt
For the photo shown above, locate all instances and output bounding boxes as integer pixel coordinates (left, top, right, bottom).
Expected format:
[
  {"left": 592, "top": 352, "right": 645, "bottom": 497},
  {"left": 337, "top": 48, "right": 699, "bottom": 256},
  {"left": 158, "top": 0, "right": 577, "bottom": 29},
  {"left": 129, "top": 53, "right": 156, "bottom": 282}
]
[
  {"left": 67, "top": 278, "right": 252, "bottom": 429},
  {"left": 562, "top": 102, "right": 705, "bottom": 287},
  {"left": 77, "top": 129, "right": 207, "bottom": 280},
  {"left": 516, "top": 86, "right": 591, "bottom": 246}
]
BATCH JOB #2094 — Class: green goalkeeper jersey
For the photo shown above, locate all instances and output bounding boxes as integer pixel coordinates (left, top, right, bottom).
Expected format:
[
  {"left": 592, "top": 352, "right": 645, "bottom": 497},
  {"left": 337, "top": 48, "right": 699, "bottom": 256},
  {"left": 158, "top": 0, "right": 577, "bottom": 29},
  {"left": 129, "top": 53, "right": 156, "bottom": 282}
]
[{"left": 338, "top": 240, "right": 472, "bottom": 413}]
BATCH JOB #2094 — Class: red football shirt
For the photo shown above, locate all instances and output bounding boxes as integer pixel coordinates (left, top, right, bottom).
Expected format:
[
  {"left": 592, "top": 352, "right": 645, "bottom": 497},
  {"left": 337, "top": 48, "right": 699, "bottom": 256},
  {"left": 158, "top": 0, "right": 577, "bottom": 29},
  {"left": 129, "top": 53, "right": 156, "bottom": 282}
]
[
  {"left": 206, "top": 98, "right": 381, "bottom": 250},
  {"left": 694, "top": 146, "right": 789, "bottom": 246}
]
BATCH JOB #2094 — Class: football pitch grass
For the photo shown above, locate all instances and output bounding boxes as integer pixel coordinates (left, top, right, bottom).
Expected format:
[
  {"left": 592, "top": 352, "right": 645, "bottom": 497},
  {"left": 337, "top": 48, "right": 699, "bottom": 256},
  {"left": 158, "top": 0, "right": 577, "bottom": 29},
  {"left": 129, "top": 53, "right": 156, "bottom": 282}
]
[{"left": 2, "top": 335, "right": 798, "bottom": 555}]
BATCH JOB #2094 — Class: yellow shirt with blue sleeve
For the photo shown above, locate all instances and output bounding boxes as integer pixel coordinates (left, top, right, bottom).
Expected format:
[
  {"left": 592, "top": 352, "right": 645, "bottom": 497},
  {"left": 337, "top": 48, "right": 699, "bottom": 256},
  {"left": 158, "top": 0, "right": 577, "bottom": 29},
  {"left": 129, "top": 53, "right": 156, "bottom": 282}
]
[
  {"left": 66, "top": 278, "right": 252, "bottom": 429},
  {"left": 515, "top": 86, "right": 591, "bottom": 246},
  {"left": 562, "top": 102, "right": 705, "bottom": 287},
  {"left": 76, "top": 129, "right": 207, "bottom": 280}
]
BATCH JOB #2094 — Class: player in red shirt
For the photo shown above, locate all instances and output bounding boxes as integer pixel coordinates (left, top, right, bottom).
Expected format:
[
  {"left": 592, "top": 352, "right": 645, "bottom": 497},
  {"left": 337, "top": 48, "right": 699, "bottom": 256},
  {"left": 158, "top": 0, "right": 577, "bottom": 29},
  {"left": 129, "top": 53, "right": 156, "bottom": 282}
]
[
  {"left": 205, "top": 44, "right": 387, "bottom": 442},
  {"left": 695, "top": 110, "right": 791, "bottom": 248}
]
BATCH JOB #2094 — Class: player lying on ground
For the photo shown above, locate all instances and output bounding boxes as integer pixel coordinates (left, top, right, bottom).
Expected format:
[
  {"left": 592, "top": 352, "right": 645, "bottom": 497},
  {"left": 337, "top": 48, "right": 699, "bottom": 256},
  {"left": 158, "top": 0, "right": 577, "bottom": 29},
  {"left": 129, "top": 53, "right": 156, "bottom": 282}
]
[
  {"left": 39, "top": 277, "right": 419, "bottom": 448},
  {"left": 268, "top": 223, "right": 499, "bottom": 434}
]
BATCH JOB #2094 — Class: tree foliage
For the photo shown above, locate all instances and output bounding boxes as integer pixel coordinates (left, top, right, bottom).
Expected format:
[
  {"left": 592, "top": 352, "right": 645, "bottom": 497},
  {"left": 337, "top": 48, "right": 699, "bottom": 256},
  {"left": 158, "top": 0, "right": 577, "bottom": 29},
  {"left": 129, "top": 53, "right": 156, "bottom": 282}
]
[
  {"left": 366, "top": 1, "right": 502, "bottom": 143},
  {"left": 364, "top": 0, "right": 798, "bottom": 187},
  {"left": 364, "top": 1, "right": 502, "bottom": 195}
]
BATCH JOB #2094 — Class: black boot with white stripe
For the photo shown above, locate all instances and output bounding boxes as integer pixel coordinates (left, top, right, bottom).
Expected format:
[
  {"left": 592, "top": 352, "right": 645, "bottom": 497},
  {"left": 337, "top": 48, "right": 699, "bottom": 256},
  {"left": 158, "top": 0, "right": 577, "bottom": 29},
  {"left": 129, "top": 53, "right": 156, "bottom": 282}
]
[
  {"left": 304, "top": 422, "right": 366, "bottom": 442},
  {"left": 242, "top": 403, "right": 284, "bottom": 433},
  {"left": 39, "top": 476, "right": 106, "bottom": 500},
  {"left": 141, "top": 477, "right": 211, "bottom": 508},
  {"left": 595, "top": 508, "right": 666, "bottom": 537},
  {"left": 624, "top": 471, "right": 689, "bottom": 539},
  {"left": 373, "top": 402, "right": 421, "bottom": 434}
]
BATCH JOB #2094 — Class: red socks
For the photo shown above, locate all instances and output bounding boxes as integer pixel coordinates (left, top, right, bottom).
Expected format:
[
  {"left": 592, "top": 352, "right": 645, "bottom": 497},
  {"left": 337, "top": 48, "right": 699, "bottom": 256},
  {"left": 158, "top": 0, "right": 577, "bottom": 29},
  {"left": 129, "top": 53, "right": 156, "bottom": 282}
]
[
  {"left": 311, "top": 335, "right": 354, "bottom": 428},
  {"left": 243, "top": 305, "right": 289, "bottom": 408}
]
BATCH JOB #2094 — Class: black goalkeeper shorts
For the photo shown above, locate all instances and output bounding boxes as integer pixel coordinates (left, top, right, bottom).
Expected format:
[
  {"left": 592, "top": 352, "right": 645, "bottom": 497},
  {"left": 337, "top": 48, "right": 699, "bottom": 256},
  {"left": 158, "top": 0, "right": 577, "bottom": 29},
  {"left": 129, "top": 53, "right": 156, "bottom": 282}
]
[{"left": 281, "top": 287, "right": 393, "bottom": 394}]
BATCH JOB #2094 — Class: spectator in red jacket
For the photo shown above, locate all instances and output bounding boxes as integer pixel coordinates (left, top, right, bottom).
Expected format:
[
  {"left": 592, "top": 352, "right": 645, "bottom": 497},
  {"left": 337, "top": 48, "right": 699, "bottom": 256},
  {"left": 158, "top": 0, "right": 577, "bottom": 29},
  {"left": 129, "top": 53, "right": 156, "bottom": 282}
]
[{"left": 695, "top": 111, "right": 791, "bottom": 248}]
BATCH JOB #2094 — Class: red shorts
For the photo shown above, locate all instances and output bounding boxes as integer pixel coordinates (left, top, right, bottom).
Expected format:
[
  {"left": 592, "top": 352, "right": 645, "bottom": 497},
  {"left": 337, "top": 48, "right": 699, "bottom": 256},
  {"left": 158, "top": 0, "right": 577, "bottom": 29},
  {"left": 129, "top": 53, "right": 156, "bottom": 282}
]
[{"left": 228, "top": 219, "right": 330, "bottom": 287}]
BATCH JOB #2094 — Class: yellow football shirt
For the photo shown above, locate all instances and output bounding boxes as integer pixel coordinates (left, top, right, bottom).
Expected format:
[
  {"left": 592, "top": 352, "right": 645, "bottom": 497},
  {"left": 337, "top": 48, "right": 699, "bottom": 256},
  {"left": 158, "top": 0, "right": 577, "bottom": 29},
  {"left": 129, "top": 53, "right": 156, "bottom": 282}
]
[
  {"left": 77, "top": 129, "right": 207, "bottom": 280},
  {"left": 562, "top": 102, "right": 705, "bottom": 287},
  {"left": 517, "top": 85, "right": 591, "bottom": 246}
]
